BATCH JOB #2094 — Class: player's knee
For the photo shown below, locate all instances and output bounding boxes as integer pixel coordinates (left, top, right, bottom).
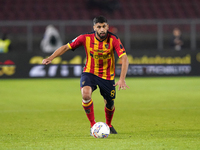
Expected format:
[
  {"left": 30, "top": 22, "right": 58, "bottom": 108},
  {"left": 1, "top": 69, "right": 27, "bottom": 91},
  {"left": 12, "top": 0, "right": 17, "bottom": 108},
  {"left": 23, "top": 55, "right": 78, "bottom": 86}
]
[
  {"left": 105, "top": 100, "right": 114, "bottom": 110},
  {"left": 81, "top": 86, "right": 92, "bottom": 101},
  {"left": 82, "top": 94, "right": 91, "bottom": 101},
  {"left": 82, "top": 90, "right": 91, "bottom": 100}
]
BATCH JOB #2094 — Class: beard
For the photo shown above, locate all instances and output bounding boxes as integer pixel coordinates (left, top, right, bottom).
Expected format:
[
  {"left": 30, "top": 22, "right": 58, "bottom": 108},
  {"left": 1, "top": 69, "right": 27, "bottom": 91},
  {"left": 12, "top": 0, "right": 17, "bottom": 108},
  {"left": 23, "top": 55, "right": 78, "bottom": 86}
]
[{"left": 97, "top": 32, "right": 107, "bottom": 40}]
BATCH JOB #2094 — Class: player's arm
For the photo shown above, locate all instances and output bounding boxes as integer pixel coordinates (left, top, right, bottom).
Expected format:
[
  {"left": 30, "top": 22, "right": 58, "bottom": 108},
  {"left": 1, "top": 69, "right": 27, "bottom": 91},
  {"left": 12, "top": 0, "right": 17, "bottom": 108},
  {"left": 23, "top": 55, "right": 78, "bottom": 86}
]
[
  {"left": 114, "top": 54, "right": 129, "bottom": 90},
  {"left": 42, "top": 44, "right": 71, "bottom": 65},
  {"left": 42, "top": 35, "right": 84, "bottom": 65}
]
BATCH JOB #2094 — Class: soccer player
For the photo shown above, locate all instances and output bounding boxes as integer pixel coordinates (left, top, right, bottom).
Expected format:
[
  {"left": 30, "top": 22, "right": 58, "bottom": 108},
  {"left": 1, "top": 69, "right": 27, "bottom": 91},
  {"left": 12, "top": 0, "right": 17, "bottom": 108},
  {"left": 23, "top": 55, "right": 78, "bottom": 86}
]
[{"left": 42, "top": 16, "right": 129, "bottom": 134}]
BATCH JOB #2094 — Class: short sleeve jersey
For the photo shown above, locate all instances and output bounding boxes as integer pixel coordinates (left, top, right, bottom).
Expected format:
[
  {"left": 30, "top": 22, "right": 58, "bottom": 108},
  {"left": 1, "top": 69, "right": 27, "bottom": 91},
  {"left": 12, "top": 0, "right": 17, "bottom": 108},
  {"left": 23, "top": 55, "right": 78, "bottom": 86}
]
[{"left": 67, "top": 31, "right": 126, "bottom": 80}]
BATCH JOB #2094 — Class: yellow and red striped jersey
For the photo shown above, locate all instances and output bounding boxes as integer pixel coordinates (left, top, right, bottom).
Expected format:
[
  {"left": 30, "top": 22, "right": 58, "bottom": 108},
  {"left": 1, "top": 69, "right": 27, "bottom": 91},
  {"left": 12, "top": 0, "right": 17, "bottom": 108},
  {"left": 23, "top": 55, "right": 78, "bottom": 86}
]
[{"left": 67, "top": 31, "right": 126, "bottom": 80}]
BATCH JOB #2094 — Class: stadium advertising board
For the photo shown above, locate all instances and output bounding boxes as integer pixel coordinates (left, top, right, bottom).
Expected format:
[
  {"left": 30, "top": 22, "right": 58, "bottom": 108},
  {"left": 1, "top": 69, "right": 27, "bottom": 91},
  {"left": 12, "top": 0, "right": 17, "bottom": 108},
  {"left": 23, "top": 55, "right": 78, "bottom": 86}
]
[
  {"left": 0, "top": 51, "right": 200, "bottom": 78},
  {"left": 117, "top": 52, "right": 196, "bottom": 77}
]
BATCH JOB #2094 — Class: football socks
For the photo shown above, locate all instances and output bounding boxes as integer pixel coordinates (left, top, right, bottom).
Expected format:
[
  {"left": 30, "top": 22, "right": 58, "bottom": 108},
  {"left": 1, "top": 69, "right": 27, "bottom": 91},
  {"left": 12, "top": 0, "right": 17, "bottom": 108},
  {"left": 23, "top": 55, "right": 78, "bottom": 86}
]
[
  {"left": 82, "top": 99, "right": 96, "bottom": 127},
  {"left": 105, "top": 106, "right": 115, "bottom": 127}
]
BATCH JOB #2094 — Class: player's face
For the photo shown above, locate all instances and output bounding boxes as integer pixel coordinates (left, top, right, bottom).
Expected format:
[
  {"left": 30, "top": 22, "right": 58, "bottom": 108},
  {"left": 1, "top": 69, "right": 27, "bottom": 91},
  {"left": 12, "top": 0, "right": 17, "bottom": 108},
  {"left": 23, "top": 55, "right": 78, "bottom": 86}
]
[{"left": 93, "top": 23, "right": 109, "bottom": 40}]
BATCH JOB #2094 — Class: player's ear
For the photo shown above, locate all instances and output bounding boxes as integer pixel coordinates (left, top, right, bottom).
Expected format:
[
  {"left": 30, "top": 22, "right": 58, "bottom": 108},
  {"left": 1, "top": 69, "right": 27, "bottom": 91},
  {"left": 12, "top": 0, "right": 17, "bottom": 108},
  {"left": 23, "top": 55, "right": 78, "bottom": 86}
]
[{"left": 93, "top": 25, "right": 96, "bottom": 31}]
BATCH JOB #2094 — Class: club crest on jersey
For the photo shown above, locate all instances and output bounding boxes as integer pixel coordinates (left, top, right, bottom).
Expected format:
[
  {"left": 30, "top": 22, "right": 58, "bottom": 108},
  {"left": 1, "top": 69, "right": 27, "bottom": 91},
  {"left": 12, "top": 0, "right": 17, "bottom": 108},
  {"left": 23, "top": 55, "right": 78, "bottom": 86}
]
[{"left": 105, "top": 44, "right": 109, "bottom": 49}]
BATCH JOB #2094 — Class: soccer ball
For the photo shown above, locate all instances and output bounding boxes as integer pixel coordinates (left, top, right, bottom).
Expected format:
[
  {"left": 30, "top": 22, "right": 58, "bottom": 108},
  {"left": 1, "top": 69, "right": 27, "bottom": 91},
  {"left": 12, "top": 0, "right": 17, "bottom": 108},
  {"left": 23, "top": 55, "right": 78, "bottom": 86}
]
[{"left": 91, "top": 122, "right": 110, "bottom": 138}]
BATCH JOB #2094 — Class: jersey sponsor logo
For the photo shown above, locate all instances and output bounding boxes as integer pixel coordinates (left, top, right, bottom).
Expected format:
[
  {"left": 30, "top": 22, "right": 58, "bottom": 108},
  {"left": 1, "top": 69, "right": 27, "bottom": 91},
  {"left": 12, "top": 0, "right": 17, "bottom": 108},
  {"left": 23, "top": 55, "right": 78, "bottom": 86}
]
[
  {"left": 92, "top": 49, "right": 105, "bottom": 53},
  {"left": 90, "top": 52, "right": 111, "bottom": 59},
  {"left": 93, "top": 49, "right": 110, "bottom": 53}
]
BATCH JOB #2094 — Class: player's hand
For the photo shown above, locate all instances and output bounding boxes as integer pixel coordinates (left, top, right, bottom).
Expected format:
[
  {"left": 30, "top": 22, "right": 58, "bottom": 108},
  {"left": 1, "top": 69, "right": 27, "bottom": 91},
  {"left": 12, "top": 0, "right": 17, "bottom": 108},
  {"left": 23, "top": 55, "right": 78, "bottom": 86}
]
[
  {"left": 42, "top": 58, "right": 52, "bottom": 65},
  {"left": 114, "top": 79, "right": 129, "bottom": 91}
]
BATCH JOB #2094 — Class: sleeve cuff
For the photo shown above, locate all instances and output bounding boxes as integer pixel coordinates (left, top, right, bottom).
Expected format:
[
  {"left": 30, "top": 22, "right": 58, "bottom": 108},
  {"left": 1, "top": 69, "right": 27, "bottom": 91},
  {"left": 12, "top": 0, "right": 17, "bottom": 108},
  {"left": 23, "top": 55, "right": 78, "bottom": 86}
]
[
  {"left": 67, "top": 43, "right": 72, "bottom": 49},
  {"left": 119, "top": 53, "right": 126, "bottom": 58}
]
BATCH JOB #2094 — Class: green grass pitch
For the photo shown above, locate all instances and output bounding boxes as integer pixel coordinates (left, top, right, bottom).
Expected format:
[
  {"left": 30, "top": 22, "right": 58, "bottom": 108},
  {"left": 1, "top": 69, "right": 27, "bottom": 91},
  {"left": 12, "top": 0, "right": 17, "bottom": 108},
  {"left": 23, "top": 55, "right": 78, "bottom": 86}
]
[{"left": 0, "top": 77, "right": 200, "bottom": 150}]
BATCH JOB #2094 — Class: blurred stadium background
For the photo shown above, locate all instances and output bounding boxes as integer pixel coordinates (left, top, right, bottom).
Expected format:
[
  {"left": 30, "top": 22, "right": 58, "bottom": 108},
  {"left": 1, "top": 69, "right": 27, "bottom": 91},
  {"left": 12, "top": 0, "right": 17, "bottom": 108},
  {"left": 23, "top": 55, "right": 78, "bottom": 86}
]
[
  {"left": 0, "top": 0, "right": 200, "bottom": 78},
  {"left": 1, "top": 2, "right": 200, "bottom": 149}
]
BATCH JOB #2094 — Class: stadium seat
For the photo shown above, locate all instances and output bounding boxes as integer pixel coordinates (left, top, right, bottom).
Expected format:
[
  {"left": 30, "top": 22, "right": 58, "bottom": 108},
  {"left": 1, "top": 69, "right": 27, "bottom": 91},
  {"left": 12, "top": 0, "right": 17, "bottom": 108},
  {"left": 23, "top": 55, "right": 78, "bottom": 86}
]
[{"left": 1, "top": 0, "right": 200, "bottom": 21}]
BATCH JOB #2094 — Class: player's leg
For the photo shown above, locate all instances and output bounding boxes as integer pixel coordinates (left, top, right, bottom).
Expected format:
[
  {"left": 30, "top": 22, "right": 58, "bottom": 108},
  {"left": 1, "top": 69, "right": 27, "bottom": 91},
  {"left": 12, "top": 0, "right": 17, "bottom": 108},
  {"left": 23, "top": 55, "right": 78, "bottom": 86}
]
[
  {"left": 97, "top": 78, "right": 117, "bottom": 134},
  {"left": 81, "top": 86, "right": 96, "bottom": 127},
  {"left": 80, "top": 73, "right": 97, "bottom": 127},
  {"left": 104, "top": 99, "right": 117, "bottom": 134},
  {"left": 104, "top": 99, "right": 115, "bottom": 127}
]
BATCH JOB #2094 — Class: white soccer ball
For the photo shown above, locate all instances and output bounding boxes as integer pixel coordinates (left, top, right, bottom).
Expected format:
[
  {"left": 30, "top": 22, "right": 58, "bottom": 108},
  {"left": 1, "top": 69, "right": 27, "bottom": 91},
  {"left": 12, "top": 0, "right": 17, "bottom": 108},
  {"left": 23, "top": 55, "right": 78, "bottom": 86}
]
[{"left": 91, "top": 122, "right": 110, "bottom": 138}]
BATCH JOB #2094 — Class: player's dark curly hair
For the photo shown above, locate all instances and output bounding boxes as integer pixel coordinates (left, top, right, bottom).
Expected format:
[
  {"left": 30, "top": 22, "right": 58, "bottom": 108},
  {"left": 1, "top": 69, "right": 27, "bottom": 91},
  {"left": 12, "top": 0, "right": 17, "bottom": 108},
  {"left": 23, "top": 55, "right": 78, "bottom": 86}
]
[{"left": 93, "top": 16, "right": 107, "bottom": 25}]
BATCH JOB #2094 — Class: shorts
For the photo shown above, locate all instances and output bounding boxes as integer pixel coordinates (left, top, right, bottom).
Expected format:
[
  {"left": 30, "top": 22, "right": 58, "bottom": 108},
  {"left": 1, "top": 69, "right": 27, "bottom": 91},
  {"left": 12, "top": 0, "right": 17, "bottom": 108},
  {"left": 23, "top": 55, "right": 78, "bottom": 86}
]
[{"left": 80, "top": 72, "right": 116, "bottom": 102}]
